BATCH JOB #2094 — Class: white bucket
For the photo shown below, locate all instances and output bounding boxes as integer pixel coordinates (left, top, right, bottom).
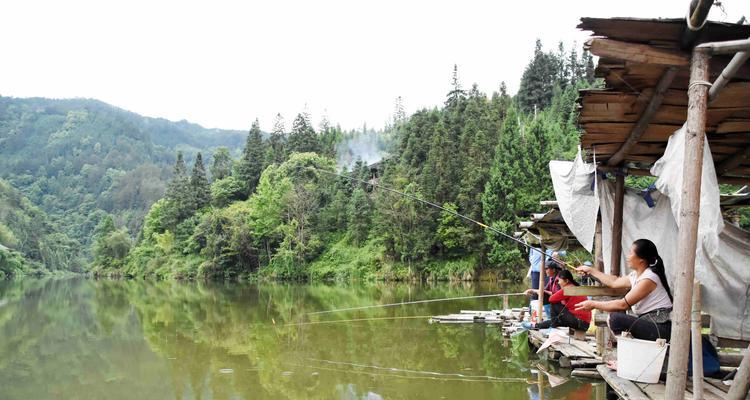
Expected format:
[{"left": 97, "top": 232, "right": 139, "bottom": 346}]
[{"left": 616, "top": 334, "right": 669, "bottom": 383}]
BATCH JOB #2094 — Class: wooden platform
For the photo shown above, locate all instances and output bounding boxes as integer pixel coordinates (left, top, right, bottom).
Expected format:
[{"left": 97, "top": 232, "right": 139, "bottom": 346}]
[
  {"left": 430, "top": 308, "right": 523, "bottom": 324},
  {"left": 596, "top": 364, "right": 731, "bottom": 400}
]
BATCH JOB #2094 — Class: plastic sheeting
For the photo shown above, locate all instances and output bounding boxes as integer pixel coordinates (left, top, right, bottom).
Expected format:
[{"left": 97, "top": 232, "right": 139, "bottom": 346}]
[
  {"left": 549, "top": 150, "right": 599, "bottom": 252},
  {"left": 549, "top": 132, "right": 750, "bottom": 340}
]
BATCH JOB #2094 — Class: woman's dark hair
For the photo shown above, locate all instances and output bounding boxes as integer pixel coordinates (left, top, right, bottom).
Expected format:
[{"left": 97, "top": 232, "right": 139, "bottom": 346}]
[
  {"left": 632, "top": 239, "right": 673, "bottom": 302},
  {"left": 557, "top": 269, "right": 580, "bottom": 286}
]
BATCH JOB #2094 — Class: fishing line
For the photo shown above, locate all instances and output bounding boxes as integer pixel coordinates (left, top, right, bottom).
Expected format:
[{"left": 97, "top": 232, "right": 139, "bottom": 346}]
[
  {"left": 283, "top": 315, "right": 432, "bottom": 326},
  {"left": 287, "top": 362, "right": 528, "bottom": 383},
  {"left": 310, "top": 166, "right": 573, "bottom": 271},
  {"left": 307, "top": 292, "right": 526, "bottom": 315},
  {"left": 306, "top": 358, "right": 526, "bottom": 382}
]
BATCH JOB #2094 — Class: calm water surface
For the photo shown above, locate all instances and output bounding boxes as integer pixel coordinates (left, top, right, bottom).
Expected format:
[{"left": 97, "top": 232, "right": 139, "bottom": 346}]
[{"left": 0, "top": 278, "right": 604, "bottom": 399}]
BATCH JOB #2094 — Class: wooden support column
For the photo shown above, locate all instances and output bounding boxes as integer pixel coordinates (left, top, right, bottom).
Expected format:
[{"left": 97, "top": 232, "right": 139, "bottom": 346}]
[
  {"left": 610, "top": 172, "right": 625, "bottom": 276},
  {"left": 665, "top": 49, "right": 710, "bottom": 400},
  {"left": 595, "top": 214, "right": 604, "bottom": 272},
  {"left": 691, "top": 280, "right": 704, "bottom": 398},
  {"left": 727, "top": 344, "right": 750, "bottom": 399},
  {"left": 538, "top": 245, "right": 546, "bottom": 323}
]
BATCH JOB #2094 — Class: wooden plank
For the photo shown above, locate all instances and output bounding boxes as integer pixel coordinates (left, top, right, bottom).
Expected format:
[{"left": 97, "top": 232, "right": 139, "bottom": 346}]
[
  {"left": 717, "top": 146, "right": 750, "bottom": 176},
  {"left": 597, "top": 364, "right": 650, "bottom": 400},
  {"left": 717, "top": 121, "right": 750, "bottom": 134},
  {"left": 565, "top": 286, "right": 630, "bottom": 297},
  {"left": 586, "top": 38, "right": 689, "bottom": 66},
  {"left": 608, "top": 67, "right": 678, "bottom": 166},
  {"left": 572, "top": 368, "right": 602, "bottom": 379},
  {"left": 636, "top": 382, "right": 668, "bottom": 399}
]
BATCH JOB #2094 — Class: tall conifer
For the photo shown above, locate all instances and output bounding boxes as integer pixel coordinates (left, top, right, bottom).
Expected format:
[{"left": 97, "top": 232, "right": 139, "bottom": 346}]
[
  {"left": 235, "top": 119, "right": 266, "bottom": 196},
  {"left": 190, "top": 152, "right": 211, "bottom": 210}
]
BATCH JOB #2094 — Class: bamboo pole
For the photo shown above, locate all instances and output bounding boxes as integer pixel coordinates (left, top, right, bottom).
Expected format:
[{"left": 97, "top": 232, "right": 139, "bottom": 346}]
[
  {"left": 665, "top": 48, "right": 710, "bottom": 400},
  {"left": 611, "top": 173, "right": 625, "bottom": 276},
  {"left": 696, "top": 38, "right": 750, "bottom": 55},
  {"left": 691, "top": 280, "right": 704, "bottom": 400},
  {"left": 595, "top": 214, "right": 604, "bottom": 272},
  {"left": 538, "top": 245, "right": 546, "bottom": 323},
  {"left": 726, "top": 344, "right": 750, "bottom": 399}
]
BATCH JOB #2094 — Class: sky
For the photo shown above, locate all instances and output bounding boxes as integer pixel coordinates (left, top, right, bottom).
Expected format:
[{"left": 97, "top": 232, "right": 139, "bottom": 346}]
[{"left": 1, "top": 0, "right": 748, "bottom": 132}]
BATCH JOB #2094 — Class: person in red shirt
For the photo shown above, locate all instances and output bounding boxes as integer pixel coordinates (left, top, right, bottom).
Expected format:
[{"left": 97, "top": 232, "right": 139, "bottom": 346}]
[{"left": 525, "top": 269, "right": 591, "bottom": 331}]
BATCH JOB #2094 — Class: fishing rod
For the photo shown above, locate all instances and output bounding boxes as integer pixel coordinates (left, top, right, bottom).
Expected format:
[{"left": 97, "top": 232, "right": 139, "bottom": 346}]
[
  {"left": 307, "top": 292, "right": 527, "bottom": 316},
  {"left": 310, "top": 166, "right": 575, "bottom": 271}
]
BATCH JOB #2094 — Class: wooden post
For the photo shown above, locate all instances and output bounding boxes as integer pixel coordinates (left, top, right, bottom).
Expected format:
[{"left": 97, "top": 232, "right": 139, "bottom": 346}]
[
  {"left": 538, "top": 369, "right": 545, "bottom": 400},
  {"left": 726, "top": 344, "right": 750, "bottom": 399},
  {"left": 665, "top": 49, "right": 710, "bottom": 400},
  {"left": 595, "top": 214, "right": 604, "bottom": 273},
  {"left": 502, "top": 294, "right": 509, "bottom": 310},
  {"left": 611, "top": 172, "right": 625, "bottom": 276},
  {"left": 538, "top": 245, "right": 546, "bottom": 323},
  {"left": 691, "top": 280, "right": 704, "bottom": 399}
]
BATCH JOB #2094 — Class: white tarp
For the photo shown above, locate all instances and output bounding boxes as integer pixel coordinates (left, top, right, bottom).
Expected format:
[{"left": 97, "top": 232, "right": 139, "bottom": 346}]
[
  {"left": 549, "top": 149, "right": 599, "bottom": 252},
  {"left": 550, "top": 130, "right": 750, "bottom": 340},
  {"left": 651, "top": 127, "right": 724, "bottom": 258}
]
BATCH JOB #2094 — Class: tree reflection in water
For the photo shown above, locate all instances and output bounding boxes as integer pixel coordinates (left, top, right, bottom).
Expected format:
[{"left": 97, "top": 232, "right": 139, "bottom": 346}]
[{"left": 0, "top": 278, "right": 596, "bottom": 399}]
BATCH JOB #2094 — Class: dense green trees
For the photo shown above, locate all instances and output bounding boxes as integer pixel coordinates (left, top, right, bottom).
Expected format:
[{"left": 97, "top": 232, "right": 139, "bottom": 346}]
[
  {"left": 0, "top": 97, "right": 247, "bottom": 263},
  {"left": 4, "top": 39, "right": 603, "bottom": 280},
  {"left": 0, "top": 179, "right": 83, "bottom": 277}
]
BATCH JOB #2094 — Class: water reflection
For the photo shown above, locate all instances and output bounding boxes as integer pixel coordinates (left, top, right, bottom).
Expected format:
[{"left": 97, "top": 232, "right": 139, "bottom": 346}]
[{"left": 0, "top": 278, "right": 599, "bottom": 399}]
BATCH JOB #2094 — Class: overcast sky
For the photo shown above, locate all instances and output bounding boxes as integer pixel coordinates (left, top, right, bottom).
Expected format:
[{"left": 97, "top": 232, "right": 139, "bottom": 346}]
[{"left": 1, "top": 1, "right": 747, "bottom": 132}]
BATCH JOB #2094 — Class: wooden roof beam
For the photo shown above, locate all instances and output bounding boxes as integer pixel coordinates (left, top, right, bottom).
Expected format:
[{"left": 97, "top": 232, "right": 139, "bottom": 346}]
[
  {"left": 716, "top": 146, "right": 750, "bottom": 176},
  {"left": 607, "top": 67, "right": 678, "bottom": 166},
  {"left": 585, "top": 38, "right": 690, "bottom": 66}
]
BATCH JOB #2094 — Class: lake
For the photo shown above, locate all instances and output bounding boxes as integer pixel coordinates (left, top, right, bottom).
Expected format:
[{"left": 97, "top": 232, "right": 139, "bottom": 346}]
[{"left": 0, "top": 278, "right": 603, "bottom": 399}]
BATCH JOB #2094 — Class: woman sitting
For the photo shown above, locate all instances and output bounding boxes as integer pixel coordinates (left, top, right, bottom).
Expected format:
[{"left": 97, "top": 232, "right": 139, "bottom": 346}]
[
  {"left": 523, "top": 269, "right": 591, "bottom": 331},
  {"left": 574, "top": 239, "right": 672, "bottom": 341},
  {"left": 524, "top": 261, "right": 562, "bottom": 303}
]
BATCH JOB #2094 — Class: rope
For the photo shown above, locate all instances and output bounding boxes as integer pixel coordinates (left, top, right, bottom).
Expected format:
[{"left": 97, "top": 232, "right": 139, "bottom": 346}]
[
  {"left": 306, "top": 292, "right": 526, "bottom": 315},
  {"left": 688, "top": 80, "right": 713, "bottom": 91}
]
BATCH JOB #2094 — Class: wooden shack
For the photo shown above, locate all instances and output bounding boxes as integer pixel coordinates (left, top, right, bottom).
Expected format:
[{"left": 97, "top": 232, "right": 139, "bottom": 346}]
[{"left": 573, "top": 4, "right": 750, "bottom": 399}]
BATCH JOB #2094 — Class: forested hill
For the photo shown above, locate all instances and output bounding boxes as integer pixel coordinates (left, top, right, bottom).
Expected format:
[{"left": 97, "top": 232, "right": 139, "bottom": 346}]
[
  {"left": 0, "top": 179, "right": 82, "bottom": 277},
  {"left": 0, "top": 96, "right": 248, "bottom": 267},
  {"left": 90, "top": 40, "right": 598, "bottom": 281}
]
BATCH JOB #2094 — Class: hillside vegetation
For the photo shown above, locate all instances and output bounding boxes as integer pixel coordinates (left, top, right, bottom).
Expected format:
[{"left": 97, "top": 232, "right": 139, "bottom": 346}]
[{"left": 92, "top": 41, "right": 599, "bottom": 281}]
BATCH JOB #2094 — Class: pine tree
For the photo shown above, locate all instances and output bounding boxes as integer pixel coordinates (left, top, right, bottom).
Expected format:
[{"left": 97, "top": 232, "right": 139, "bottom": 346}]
[
  {"left": 287, "top": 113, "right": 320, "bottom": 154},
  {"left": 347, "top": 187, "right": 371, "bottom": 245},
  {"left": 267, "top": 113, "right": 287, "bottom": 164},
  {"left": 190, "top": 152, "right": 211, "bottom": 210},
  {"left": 517, "top": 39, "right": 560, "bottom": 113},
  {"left": 583, "top": 50, "right": 596, "bottom": 84},
  {"left": 393, "top": 96, "right": 406, "bottom": 123},
  {"left": 209, "top": 147, "right": 233, "bottom": 181},
  {"left": 568, "top": 42, "right": 580, "bottom": 86},
  {"left": 165, "top": 151, "right": 192, "bottom": 223},
  {"left": 235, "top": 119, "right": 267, "bottom": 196},
  {"left": 445, "top": 64, "right": 466, "bottom": 107}
]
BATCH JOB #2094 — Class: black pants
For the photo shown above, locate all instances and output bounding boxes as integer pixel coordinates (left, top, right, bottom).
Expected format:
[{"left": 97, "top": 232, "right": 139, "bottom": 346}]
[
  {"left": 536, "top": 303, "right": 590, "bottom": 330},
  {"left": 609, "top": 311, "right": 671, "bottom": 341}
]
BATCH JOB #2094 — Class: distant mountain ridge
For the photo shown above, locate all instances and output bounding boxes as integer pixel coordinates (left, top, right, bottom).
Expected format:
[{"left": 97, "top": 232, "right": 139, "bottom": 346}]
[{"left": 0, "top": 96, "right": 255, "bottom": 258}]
